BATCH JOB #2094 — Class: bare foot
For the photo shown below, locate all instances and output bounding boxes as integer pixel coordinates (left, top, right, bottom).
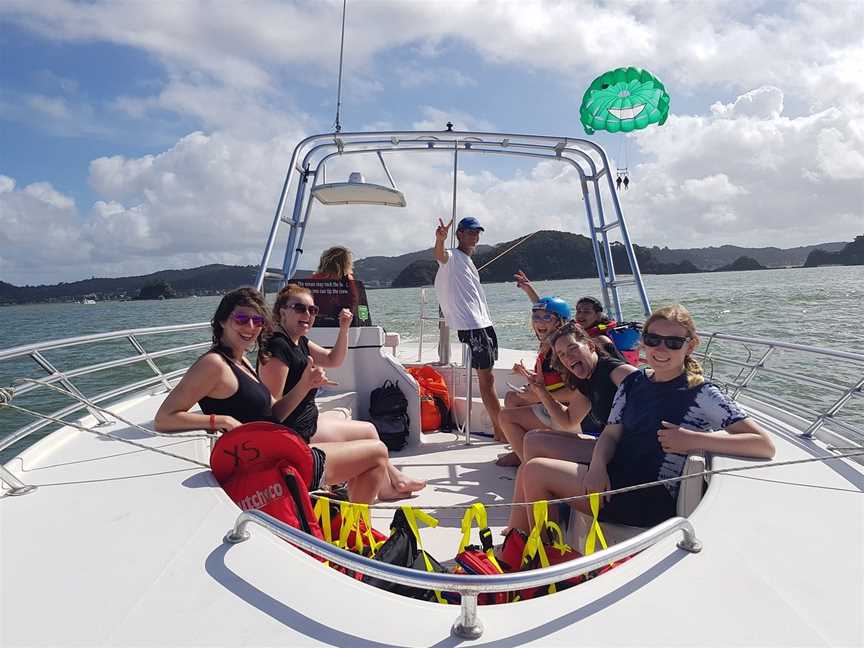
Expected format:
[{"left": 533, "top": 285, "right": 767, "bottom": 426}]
[
  {"left": 377, "top": 484, "right": 417, "bottom": 502},
  {"left": 394, "top": 476, "right": 427, "bottom": 494},
  {"left": 495, "top": 451, "right": 521, "bottom": 467}
]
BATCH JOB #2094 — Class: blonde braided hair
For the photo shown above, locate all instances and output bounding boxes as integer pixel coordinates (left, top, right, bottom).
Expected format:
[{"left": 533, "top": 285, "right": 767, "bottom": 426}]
[{"left": 643, "top": 304, "right": 704, "bottom": 388}]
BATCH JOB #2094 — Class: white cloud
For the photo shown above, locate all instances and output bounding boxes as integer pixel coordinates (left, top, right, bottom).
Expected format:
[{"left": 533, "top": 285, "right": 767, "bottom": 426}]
[
  {"left": 711, "top": 86, "right": 784, "bottom": 120},
  {"left": 621, "top": 87, "right": 864, "bottom": 246},
  {"left": 0, "top": 2, "right": 862, "bottom": 284},
  {"left": 682, "top": 174, "right": 748, "bottom": 202},
  {"left": 0, "top": 179, "right": 91, "bottom": 282}
]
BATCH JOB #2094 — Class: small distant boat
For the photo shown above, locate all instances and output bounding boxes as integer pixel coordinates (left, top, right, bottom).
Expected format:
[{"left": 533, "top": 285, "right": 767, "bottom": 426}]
[{"left": 81, "top": 298, "right": 96, "bottom": 305}]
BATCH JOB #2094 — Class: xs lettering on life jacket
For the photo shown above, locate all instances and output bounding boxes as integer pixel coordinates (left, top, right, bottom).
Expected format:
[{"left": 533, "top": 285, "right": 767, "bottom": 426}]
[
  {"left": 237, "top": 481, "right": 284, "bottom": 511},
  {"left": 221, "top": 439, "right": 262, "bottom": 470}
]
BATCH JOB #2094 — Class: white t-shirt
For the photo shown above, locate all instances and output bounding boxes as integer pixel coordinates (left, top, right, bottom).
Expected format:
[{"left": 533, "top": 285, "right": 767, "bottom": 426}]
[{"left": 434, "top": 248, "right": 493, "bottom": 331}]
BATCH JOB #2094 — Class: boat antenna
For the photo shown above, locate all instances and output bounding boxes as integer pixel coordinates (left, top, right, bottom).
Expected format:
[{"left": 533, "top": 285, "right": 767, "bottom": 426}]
[{"left": 333, "top": 0, "right": 348, "bottom": 133}]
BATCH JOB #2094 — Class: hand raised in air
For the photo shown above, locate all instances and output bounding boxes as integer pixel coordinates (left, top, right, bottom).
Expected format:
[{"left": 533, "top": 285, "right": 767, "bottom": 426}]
[{"left": 435, "top": 218, "right": 453, "bottom": 242}]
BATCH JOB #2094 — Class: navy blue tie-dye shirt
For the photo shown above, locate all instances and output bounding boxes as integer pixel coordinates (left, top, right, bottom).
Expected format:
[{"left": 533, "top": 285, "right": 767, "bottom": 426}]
[{"left": 606, "top": 369, "right": 747, "bottom": 498}]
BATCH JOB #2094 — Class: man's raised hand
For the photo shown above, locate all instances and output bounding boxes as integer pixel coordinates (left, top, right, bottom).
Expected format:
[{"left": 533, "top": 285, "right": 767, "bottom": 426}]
[{"left": 435, "top": 218, "right": 453, "bottom": 242}]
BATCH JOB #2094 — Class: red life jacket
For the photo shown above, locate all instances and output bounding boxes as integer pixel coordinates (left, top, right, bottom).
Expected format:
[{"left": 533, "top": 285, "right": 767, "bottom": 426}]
[
  {"left": 535, "top": 350, "right": 566, "bottom": 392},
  {"left": 211, "top": 422, "right": 323, "bottom": 541},
  {"left": 584, "top": 318, "right": 618, "bottom": 338}
]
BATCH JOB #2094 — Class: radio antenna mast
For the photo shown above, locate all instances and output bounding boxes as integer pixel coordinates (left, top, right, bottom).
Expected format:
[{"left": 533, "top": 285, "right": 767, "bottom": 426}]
[{"left": 333, "top": 0, "right": 347, "bottom": 133}]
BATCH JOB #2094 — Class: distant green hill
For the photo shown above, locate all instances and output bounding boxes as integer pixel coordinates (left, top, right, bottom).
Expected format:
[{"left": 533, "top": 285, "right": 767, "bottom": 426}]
[
  {"left": 2, "top": 233, "right": 857, "bottom": 305},
  {"left": 651, "top": 241, "right": 846, "bottom": 270},
  {"left": 713, "top": 256, "right": 767, "bottom": 272},
  {"left": 354, "top": 244, "right": 492, "bottom": 286},
  {"left": 803, "top": 235, "right": 864, "bottom": 267},
  {"left": 391, "top": 231, "right": 702, "bottom": 287}
]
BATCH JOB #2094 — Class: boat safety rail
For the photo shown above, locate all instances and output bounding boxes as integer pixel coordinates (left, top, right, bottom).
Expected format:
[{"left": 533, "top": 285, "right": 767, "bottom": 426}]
[
  {"left": 224, "top": 510, "right": 702, "bottom": 640},
  {"left": 0, "top": 321, "right": 212, "bottom": 456},
  {"left": 696, "top": 330, "right": 864, "bottom": 441}
]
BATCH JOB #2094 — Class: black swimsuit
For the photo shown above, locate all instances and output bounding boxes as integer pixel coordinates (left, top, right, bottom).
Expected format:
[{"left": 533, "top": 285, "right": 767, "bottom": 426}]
[
  {"left": 199, "top": 350, "right": 275, "bottom": 424},
  {"left": 198, "top": 349, "right": 326, "bottom": 490}
]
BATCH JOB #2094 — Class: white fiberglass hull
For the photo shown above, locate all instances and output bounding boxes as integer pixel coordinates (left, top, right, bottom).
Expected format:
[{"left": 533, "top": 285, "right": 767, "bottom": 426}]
[{"left": 2, "top": 383, "right": 862, "bottom": 647}]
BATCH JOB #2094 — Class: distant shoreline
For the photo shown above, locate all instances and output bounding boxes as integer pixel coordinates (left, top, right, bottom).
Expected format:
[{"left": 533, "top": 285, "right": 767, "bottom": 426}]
[{"left": 1, "top": 263, "right": 848, "bottom": 306}]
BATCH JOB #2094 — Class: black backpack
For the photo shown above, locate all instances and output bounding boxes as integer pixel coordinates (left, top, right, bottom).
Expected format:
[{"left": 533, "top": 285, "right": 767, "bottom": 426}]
[
  {"left": 369, "top": 380, "right": 409, "bottom": 451},
  {"left": 363, "top": 509, "right": 449, "bottom": 602}
]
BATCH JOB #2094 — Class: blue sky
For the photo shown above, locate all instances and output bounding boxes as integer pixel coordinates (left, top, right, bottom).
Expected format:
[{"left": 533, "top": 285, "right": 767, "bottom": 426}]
[{"left": 1, "top": 1, "right": 862, "bottom": 285}]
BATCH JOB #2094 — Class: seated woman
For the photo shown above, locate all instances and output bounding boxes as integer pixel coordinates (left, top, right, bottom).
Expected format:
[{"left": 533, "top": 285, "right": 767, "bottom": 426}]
[
  {"left": 502, "top": 320, "right": 636, "bottom": 531},
  {"left": 310, "top": 246, "right": 354, "bottom": 280},
  {"left": 511, "top": 304, "right": 775, "bottom": 532},
  {"left": 154, "top": 287, "right": 391, "bottom": 504},
  {"left": 258, "top": 283, "right": 425, "bottom": 499},
  {"left": 496, "top": 295, "right": 574, "bottom": 467}
]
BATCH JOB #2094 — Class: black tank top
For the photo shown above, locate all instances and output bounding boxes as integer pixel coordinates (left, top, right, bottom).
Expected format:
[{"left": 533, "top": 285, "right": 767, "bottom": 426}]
[
  {"left": 198, "top": 350, "right": 274, "bottom": 424},
  {"left": 259, "top": 331, "right": 318, "bottom": 441}
]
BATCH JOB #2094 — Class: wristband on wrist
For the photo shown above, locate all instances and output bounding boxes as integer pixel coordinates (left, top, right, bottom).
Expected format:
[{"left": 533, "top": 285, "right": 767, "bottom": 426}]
[{"left": 209, "top": 414, "right": 216, "bottom": 432}]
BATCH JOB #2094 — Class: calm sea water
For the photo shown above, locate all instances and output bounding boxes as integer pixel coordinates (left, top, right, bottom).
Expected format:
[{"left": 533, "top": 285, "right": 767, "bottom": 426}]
[{"left": 1, "top": 266, "right": 862, "bottom": 460}]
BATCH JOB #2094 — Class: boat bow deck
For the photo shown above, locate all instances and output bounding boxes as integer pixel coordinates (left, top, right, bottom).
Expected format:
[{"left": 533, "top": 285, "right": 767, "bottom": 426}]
[{"left": 2, "top": 388, "right": 862, "bottom": 646}]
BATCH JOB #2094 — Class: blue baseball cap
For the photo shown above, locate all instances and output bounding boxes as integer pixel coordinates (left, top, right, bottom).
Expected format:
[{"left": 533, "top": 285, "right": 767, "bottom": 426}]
[{"left": 457, "top": 216, "right": 484, "bottom": 231}]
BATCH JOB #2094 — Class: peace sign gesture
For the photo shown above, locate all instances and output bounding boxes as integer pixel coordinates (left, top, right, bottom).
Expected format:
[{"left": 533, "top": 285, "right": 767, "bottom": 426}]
[{"left": 435, "top": 218, "right": 453, "bottom": 242}]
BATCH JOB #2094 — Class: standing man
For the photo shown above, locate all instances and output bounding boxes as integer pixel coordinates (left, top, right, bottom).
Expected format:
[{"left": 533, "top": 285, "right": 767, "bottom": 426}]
[{"left": 434, "top": 216, "right": 503, "bottom": 441}]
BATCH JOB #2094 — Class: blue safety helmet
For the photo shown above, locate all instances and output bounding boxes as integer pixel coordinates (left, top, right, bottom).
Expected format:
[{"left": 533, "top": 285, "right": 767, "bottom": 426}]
[{"left": 533, "top": 296, "right": 572, "bottom": 321}]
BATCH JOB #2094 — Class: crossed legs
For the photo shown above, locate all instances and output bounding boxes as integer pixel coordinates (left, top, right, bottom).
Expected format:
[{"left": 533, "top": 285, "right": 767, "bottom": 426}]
[{"left": 311, "top": 416, "right": 426, "bottom": 499}]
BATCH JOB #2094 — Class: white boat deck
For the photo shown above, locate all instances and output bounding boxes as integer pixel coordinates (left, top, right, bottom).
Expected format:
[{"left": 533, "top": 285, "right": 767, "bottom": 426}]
[{"left": 2, "top": 384, "right": 862, "bottom": 646}]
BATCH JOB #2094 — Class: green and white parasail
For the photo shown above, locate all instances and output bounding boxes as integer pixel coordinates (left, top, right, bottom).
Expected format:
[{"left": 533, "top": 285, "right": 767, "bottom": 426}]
[{"left": 580, "top": 67, "right": 670, "bottom": 135}]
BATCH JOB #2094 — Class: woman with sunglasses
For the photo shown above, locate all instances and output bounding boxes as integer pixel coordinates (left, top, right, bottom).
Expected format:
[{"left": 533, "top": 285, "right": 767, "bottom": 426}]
[
  {"left": 258, "top": 284, "right": 425, "bottom": 500},
  {"left": 155, "top": 287, "right": 391, "bottom": 504},
  {"left": 501, "top": 320, "right": 637, "bottom": 531},
  {"left": 496, "top": 296, "right": 574, "bottom": 467},
  {"left": 511, "top": 304, "right": 775, "bottom": 532}
]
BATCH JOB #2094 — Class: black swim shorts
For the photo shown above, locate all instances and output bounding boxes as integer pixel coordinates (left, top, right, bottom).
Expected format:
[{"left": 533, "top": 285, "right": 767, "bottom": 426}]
[
  {"left": 309, "top": 446, "right": 327, "bottom": 491},
  {"left": 457, "top": 326, "right": 499, "bottom": 371}
]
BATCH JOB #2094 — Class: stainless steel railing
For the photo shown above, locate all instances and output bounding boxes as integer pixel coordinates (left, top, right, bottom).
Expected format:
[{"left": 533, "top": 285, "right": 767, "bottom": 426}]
[
  {"left": 225, "top": 509, "right": 702, "bottom": 639},
  {"left": 696, "top": 330, "right": 864, "bottom": 443},
  {"left": 0, "top": 322, "right": 212, "bottom": 458}
]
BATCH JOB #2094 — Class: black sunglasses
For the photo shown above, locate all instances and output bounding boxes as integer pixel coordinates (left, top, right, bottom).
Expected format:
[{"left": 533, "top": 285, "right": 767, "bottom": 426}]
[
  {"left": 642, "top": 332, "right": 690, "bottom": 350},
  {"left": 286, "top": 303, "right": 319, "bottom": 316}
]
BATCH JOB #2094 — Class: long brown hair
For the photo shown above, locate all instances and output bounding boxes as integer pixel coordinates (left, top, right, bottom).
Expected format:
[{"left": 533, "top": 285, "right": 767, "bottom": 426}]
[
  {"left": 316, "top": 246, "right": 353, "bottom": 279},
  {"left": 210, "top": 286, "right": 271, "bottom": 350},
  {"left": 548, "top": 320, "right": 607, "bottom": 394},
  {"left": 643, "top": 304, "right": 704, "bottom": 388},
  {"left": 258, "top": 283, "right": 313, "bottom": 364}
]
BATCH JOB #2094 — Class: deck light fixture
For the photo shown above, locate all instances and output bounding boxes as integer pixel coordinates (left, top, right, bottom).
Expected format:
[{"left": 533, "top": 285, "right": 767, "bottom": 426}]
[{"left": 311, "top": 171, "right": 407, "bottom": 207}]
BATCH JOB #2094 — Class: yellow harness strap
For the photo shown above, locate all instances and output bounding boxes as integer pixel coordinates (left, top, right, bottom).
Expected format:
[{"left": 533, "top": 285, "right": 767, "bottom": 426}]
[
  {"left": 457, "top": 503, "right": 504, "bottom": 573},
  {"left": 401, "top": 506, "right": 447, "bottom": 604},
  {"left": 520, "top": 500, "right": 557, "bottom": 593},
  {"left": 583, "top": 493, "right": 608, "bottom": 556},
  {"left": 313, "top": 496, "right": 333, "bottom": 544},
  {"left": 337, "top": 501, "right": 382, "bottom": 556}
]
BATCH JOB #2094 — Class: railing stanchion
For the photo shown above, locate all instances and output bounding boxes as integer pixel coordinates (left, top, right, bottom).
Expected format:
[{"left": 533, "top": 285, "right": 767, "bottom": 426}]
[
  {"left": 417, "top": 288, "right": 426, "bottom": 362},
  {"left": 452, "top": 593, "right": 483, "bottom": 640},
  {"left": 0, "top": 465, "right": 37, "bottom": 496},
  {"left": 677, "top": 523, "right": 703, "bottom": 553}
]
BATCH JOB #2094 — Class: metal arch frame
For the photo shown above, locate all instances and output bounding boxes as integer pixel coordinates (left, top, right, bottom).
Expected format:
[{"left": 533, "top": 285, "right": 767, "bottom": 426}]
[{"left": 254, "top": 129, "right": 652, "bottom": 321}]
